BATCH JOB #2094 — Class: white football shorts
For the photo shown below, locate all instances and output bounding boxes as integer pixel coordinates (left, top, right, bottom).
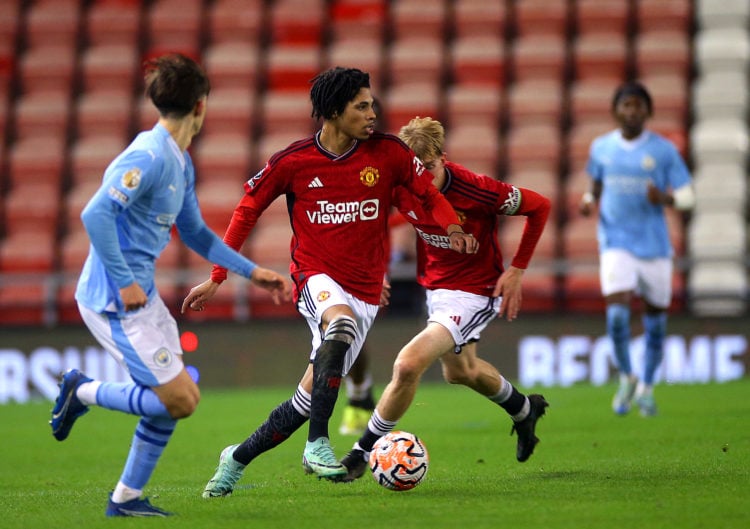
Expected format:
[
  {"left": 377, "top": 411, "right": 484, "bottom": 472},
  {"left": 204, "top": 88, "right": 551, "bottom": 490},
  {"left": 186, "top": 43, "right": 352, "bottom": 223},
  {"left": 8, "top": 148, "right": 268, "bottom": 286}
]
[
  {"left": 78, "top": 295, "right": 184, "bottom": 387},
  {"left": 426, "top": 288, "right": 500, "bottom": 351},
  {"left": 599, "top": 248, "right": 672, "bottom": 308},
  {"left": 297, "top": 273, "right": 379, "bottom": 376}
]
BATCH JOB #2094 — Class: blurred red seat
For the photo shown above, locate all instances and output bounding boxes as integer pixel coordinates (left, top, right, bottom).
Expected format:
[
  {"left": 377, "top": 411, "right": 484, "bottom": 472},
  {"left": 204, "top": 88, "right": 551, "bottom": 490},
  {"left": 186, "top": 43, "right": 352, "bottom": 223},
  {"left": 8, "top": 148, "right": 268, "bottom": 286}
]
[
  {"left": 636, "top": 0, "right": 692, "bottom": 33},
  {"left": 506, "top": 123, "right": 562, "bottom": 174},
  {"left": 572, "top": 33, "right": 629, "bottom": 81},
  {"left": 13, "top": 91, "right": 72, "bottom": 141},
  {"left": 85, "top": 0, "right": 142, "bottom": 47},
  {"left": 24, "top": 0, "right": 82, "bottom": 49},
  {"left": 75, "top": 90, "right": 133, "bottom": 141},
  {"left": 0, "top": 228, "right": 56, "bottom": 273},
  {"left": 635, "top": 30, "right": 692, "bottom": 80},
  {"left": 639, "top": 73, "right": 689, "bottom": 130},
  {"left": 136, "top": 96, "right": 161, "bottom": 130},
  {"left": 145, "top": 0, "right": 203, "bottom": 57},
  {"left": 207, "top": 0, "right": 265, "bottom": 45},
  {"left": 265, "top": 44, "right": 321, "bottom": 91},
  {"left": 0, "top": 1, "right": 20, "bottom": 49},
  {"left": 507, "top": 79, "right": 564, "bottom": 128},
  {"left": 452, "top": 0, "right": 508, "bottom": 39},
  {"left": 324, "top": 37, "right": 384, "bottom": 90},
  {"left": 193, "top": 133, "right": 253, "bottom": 187},
  {"left": 445, "top": 83, "right": 504, "bottom": 129},
  {"left": 0, "top": 280, "right": 49, "bottom": 326},
  {"left": 390, "top": 0, "right": 447, "bottom": 40},
  {"left": 568, "top": 79, "right": 618, "bottom": 125},
  {"left": 260, "top": 89, "right": 315, "bottom": 136},
  {"left": 562, "top": 265, "right": 604, "bottom": 312},
  {"left": 511, "top": 34, "right": 569, "bottom": 83},
  {"left": 268, "top": 0, "right": 325, "bottom": 45},
  {"left": 513, "top": 0, "right": 570, "bottom": 37},
  {"left": 561, "top": 214, "right": 599, "bottom": 260},
  {"left": 80, "top": 44, "right": 138, "bottom": 93},
  {"left": 8, "top": 136, "right": 67, "bottom": 188},
  {"left": 382, "top": 82, "right": 441, "bottom": 134},
  {"left": 574, "top": 0, "right": 631, "bottom": 36},
  {"left": 19, "top": 45, "right": 77, "bottom": 95},
  {"left": 388, "top": 37, "right": 447, "bottom": 86},
  {"left": 329, "top": 0, "right": 386, "bottom": 42},
  {"left": 200, "top": 87, "right": 256, "bottom": 137},
  {"left": 444, "top": 123, "right": 502, "bottom": 179},
  {"left": 3, "top": 183, "right": 61, "bottom": 238},
  {"left": 69, "top": 135, "right": 127, "bottom": 187},
  {"left": 203, "top": 42, "right": 260, "bottom": 91},
  {"left": 450, "top": 35, "right": 507, "bottom": 87}
]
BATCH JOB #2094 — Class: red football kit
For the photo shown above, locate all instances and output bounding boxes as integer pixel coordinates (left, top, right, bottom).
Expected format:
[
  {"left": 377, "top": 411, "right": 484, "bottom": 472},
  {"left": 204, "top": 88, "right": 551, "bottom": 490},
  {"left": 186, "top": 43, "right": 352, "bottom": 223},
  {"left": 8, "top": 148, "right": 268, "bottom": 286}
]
[
  {"left": 210, "top": 131, "right": 460, "bottom": 304},
  {"left": 392, "top": 160, "right": 550, "bottom": 297}
]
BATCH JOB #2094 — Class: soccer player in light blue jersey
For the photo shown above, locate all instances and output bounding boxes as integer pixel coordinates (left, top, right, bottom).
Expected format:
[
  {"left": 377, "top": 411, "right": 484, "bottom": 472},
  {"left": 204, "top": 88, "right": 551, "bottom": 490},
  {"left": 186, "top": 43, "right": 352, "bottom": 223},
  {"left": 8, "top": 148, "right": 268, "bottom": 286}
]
[
  {"left": 49, "top": 54, "right": 291, "bottom": 517},
  {"left": 580, "top": 82, "right": 695, "bottom": 417}
]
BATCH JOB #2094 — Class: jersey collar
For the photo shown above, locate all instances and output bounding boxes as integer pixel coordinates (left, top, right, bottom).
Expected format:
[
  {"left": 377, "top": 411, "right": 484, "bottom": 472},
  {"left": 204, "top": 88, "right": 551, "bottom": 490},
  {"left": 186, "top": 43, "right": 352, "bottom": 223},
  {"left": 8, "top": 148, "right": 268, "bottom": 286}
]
[{"left": 314, "top": 130, "right": 359, "bottom": 161}]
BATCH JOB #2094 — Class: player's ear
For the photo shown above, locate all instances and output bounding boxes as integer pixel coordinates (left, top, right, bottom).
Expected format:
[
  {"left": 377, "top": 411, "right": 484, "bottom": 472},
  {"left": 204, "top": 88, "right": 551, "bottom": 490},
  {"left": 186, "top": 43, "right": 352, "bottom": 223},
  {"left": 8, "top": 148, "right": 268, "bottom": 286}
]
[{"left": 193, "top": 97, "right": 206, "bottom": 117}]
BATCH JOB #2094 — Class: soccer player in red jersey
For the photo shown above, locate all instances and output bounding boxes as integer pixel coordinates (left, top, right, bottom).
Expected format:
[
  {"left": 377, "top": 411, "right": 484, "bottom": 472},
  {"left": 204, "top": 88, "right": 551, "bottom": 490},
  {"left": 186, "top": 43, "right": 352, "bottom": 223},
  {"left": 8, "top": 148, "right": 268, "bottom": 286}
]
[
  {"left": 339, "top": 116, "right": 553, "bottom": 482},
  {"left": 181, "top": 67, "right": 477, "bottom": 493}
]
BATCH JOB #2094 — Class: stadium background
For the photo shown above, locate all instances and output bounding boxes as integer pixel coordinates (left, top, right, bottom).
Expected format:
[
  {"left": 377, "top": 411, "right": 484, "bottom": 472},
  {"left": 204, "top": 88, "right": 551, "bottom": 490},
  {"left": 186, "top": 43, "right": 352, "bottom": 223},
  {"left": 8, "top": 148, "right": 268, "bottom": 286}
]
[{"left": 0, "top": 0, "right": 748, "bottom": 396}]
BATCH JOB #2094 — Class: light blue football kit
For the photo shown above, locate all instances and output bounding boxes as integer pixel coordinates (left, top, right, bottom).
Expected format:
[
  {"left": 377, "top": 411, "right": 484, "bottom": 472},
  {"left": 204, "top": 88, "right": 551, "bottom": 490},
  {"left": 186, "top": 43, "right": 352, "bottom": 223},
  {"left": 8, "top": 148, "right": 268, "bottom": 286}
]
[
  {"left": 587, "top": 129, "right": 692, "bottom": 392},
  {"left": 587, "top": 129, "right": 691, "bottom": 259},
  {"left": 74, "top": 124, "right": 260, "bottom": 499}
]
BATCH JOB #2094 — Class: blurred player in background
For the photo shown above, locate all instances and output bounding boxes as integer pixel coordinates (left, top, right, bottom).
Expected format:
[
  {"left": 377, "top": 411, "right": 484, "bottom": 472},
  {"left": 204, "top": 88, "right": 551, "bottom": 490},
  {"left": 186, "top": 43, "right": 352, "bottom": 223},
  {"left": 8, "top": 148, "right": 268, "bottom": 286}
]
[
  {"left": 579, "top": 81, "right": 694, "bottom": 417},
  {"left": 339, "top": 116, "right": 552, "bottom": 482},
  {"left": 183, "top": 67, "right": 477, "bottom": 494},
  {"left": 49, "top": 54, "right": 291, "bottom": 517}
]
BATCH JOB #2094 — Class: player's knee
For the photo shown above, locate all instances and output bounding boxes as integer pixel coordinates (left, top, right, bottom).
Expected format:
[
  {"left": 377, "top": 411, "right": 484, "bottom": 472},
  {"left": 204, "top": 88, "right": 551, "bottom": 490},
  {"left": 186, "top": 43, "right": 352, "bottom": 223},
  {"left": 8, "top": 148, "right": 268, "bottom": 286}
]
[
  {"left": 391, "top": 355, "right": 424, "bottom": 386},
  {"left": 324, "top": 315, "right": 358, "bottom": 345},
  {"left": 165, "top": 387, "right": 200, "bottom": 419}
]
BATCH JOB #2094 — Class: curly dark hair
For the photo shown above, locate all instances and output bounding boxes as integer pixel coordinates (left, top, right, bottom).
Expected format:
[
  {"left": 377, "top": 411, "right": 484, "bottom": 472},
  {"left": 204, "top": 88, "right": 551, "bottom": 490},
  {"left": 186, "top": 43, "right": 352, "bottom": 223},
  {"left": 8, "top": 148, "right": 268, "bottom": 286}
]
[{"left": 309, "top": 67, "right": 370, "bottom": 121}]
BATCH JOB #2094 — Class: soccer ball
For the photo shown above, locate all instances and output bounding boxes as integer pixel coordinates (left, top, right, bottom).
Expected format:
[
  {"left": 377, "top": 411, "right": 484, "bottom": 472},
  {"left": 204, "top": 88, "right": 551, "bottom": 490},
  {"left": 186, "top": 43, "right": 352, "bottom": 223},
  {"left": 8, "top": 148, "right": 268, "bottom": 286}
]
[{"left": 369, "top": 431, "right": 429, "bottom": 491}]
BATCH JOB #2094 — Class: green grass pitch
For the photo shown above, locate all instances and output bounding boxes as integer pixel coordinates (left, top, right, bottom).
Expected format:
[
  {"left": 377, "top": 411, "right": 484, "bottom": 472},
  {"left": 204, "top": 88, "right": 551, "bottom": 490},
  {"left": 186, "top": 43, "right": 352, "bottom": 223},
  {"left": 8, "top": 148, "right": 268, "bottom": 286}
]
[{"left": 2, "top": 380, "right": 748, "bottom": 529}]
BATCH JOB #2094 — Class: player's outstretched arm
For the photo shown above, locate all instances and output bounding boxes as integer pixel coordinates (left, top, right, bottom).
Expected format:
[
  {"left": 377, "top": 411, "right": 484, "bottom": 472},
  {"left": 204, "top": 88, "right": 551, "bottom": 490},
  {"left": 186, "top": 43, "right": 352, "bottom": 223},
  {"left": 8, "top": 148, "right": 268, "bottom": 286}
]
[
  {"left": 249, "top": 267, "right": 293, "bottom": 305},
  {"left": 181, "top": 279, "right": 220, "bottom": 313}
]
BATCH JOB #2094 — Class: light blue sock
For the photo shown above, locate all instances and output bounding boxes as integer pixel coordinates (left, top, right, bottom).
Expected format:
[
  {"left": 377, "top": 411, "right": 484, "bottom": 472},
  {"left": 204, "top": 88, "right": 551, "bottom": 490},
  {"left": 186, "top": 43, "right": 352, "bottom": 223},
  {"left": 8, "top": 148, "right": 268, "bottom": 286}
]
[
  {"left": 642, "top": 312, "right": 667, "bottom": 385},
  {"left": 606, "top": 303, "right": 631, "bottom": 374},
  {"left": 120, "top": 416, "right": 177, "bottom": 490},
  {"left": 96, "top": 382, "right": 172, "bottom": 418}
]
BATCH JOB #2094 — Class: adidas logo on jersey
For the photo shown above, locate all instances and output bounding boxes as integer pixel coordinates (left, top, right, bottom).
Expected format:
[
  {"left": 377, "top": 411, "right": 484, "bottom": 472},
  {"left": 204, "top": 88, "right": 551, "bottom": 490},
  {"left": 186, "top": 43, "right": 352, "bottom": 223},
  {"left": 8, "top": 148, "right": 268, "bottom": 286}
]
[{"left": 308, "top": 177, "right": 324, "bottom": 188}]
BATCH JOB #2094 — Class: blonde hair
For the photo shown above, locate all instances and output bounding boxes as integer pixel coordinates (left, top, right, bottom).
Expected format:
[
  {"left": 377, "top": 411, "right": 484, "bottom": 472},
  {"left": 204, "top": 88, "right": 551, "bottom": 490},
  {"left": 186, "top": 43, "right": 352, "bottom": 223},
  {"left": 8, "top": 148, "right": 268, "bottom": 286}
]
[{"left": 398, "top": 116, "right": 445, "bottom": 161}]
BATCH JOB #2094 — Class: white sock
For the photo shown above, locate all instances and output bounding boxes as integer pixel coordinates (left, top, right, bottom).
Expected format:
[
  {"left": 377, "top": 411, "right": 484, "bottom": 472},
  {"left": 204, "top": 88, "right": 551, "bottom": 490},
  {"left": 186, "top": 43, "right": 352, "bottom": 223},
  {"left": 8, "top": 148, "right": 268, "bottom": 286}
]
[
  {"left": 111, "top": 481, "right": 141, "bottom": 503},
  {"left": 76, "top": 380, "right": 102, "bottom": 406}
]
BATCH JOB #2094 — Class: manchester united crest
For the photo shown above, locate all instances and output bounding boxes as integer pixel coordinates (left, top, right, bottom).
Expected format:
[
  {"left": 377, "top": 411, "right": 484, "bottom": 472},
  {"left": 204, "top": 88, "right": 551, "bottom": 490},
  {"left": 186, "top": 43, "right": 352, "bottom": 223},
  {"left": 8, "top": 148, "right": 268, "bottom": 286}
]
[
  {"left": 360, "top": 166, "right": 380, "bottom": 187},
  {"left": 121, "top": 168, "right": 142, "bottom": 189},
  {"left": 317, "top": 291, "right": 331, "bottom": 302}
]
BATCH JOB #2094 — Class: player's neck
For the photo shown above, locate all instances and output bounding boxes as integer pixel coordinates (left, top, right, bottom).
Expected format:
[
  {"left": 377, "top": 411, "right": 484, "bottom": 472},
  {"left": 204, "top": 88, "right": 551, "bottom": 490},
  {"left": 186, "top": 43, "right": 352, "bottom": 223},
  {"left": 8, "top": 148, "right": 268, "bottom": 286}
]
[
  {"left": 160, "top": 117, "right": 195, "bottom": 151},
  {"left": 319, "top": 124, "right": 356, "bottom": 155}
]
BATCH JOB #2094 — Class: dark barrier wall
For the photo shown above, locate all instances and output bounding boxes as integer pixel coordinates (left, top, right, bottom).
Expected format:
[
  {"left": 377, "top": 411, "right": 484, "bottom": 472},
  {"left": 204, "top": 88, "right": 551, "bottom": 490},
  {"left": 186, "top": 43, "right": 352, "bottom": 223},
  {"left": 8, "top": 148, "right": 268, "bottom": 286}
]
[{"left": 1, "top": 314, "right": 747, "bottom": 404}]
